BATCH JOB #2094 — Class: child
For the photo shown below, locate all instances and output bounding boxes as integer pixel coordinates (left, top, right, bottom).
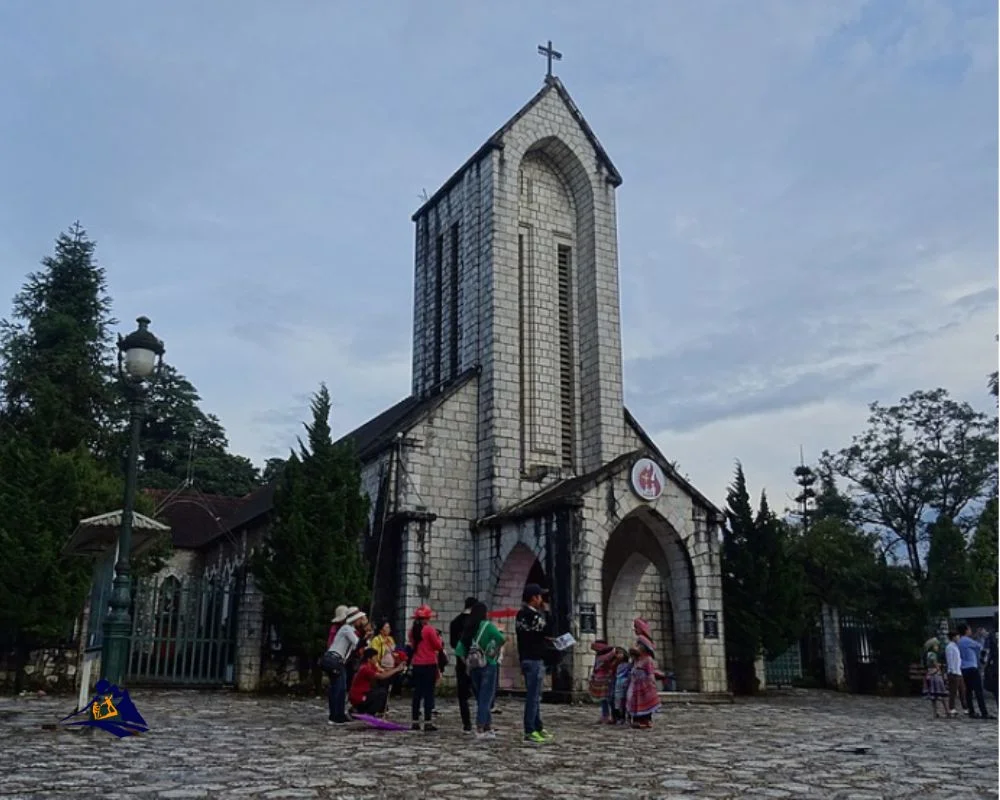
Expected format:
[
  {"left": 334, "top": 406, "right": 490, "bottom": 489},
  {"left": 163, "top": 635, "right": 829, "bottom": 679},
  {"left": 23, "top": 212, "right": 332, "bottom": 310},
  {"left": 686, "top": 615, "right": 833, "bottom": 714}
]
[
  {"left": 626, "top": 635, "right": 661, "bottom": 729},
  {"left": 588, "top": 641, "right": 616, "bottom": 723},
  {"left": 612, "top": 648, "right": 634, "bottom": 725},
  {"left": 922, "top": 641, "right": 948, "bottom": 719}
]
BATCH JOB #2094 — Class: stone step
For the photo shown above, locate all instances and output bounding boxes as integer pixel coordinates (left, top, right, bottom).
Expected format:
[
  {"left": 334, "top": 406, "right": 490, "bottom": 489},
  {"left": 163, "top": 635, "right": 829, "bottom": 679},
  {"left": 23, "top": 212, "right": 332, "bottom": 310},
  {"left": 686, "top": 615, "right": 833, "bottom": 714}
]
[{"left": 658, "top": 691, "right": 733, "bottom": 705}]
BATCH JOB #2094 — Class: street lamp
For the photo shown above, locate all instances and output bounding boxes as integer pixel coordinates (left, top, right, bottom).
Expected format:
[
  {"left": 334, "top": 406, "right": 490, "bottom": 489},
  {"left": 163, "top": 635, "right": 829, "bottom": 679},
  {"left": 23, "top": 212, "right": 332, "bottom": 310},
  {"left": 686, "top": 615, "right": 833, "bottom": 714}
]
[{"left": 100, "top": 316, "right": 165, "bottom": 685}]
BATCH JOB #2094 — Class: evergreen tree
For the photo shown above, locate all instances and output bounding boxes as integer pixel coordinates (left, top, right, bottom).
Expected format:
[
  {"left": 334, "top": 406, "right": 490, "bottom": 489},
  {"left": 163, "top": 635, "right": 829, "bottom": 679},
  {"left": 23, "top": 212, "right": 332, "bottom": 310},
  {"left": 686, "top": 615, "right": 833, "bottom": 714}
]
[
  {"left": 969, "top": 498, "right": 998, "bottom": 605},
  {"left": 0, "top": 432, "right": 124, "bottom": 690},
  {"left": 121, "top": 363, "right": 259, "bottom": 496},
  {"left": 260, "top": 457, "right": 288, "bottom": 484},
  {"left": 792, "top": 461, "right": 817, "bottom": 532},
  {"left": 251, "top": 384, "right": 370, "bottom": 680},
  {"left": 0, "top": 223, "right": 116, "bottom": 455},
  {"left": 755, "top": 492, "right": 804, "bottom": 660},
  {"left": 925, "top": 516, "right": 973, "bottom": 615},
  {"left": 722, "top": 464, "right": 759, "bottom": 659},
  {"left": 813, "top": 464, "right": 853, "bottom": 524}
]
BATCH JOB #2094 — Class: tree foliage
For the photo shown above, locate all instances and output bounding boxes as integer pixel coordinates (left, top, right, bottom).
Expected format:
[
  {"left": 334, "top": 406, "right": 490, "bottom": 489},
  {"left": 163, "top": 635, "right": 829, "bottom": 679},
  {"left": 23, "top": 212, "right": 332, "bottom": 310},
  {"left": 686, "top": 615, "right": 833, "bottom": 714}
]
[
  {"left": 821, "top": 388, "right": 998, "bottom": 583},
  {"left": 722, "top": 463, "right": 803, "bottom": 692},
  {"left": 0, "top": 434, "right": 126, "bottom": 688},
  {"left": 969, "top": 497, "right": 998, "bottom": 605},
  {"left": 795, "top": 516, "right": 878, "bottom": 617},
  {"left": 0, "top": 223, "right": 116, "bottom": 455},
  {"left": 251, "top": 384, "right": 370, "bottom": 670},
  {"left": 120, "top": 363, "right": 259, "bottom": 496},
  {"left": 924, "top": 516, "right": 972, "bottom": 616}
]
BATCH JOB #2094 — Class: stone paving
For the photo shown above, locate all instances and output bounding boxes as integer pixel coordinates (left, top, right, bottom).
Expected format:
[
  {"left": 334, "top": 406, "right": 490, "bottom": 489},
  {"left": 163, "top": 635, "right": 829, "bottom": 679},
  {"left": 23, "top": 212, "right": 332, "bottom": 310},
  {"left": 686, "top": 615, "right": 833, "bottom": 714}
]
[{"left": 0, "top": 688, "right": 997, "bottom": 799}]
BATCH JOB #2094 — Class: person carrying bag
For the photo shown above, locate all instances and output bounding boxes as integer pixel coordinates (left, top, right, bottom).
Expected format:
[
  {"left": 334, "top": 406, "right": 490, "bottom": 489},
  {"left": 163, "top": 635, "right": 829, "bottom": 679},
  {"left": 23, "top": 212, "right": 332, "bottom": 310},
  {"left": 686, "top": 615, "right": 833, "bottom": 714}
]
[{"left": 456, "top": 602, "right": 505, "bottom": 739}]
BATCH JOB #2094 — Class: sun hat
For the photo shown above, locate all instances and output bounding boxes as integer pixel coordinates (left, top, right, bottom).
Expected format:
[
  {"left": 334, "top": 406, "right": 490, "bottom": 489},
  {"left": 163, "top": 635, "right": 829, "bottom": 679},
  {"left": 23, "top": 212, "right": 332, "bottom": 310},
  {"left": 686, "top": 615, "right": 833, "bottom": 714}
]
[
  {"left": 331, "top": 605, "right": 349, "bottom": 624},
  {"left": 413, "top": 604, "right": 434, "bottom": 620},
  {"left": 634, "top": 617, "right": 652, "bottom": 639},
  {"left": 346, "top": 609, "right": 367, "bottom": 625}
]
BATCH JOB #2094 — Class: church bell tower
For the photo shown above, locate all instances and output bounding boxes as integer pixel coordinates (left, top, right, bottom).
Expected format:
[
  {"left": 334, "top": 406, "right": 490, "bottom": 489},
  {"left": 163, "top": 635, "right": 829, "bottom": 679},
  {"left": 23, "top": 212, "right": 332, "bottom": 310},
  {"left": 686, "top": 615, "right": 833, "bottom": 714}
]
[{"left": 410, "top": 63, "right": 627, "bottom": 515}]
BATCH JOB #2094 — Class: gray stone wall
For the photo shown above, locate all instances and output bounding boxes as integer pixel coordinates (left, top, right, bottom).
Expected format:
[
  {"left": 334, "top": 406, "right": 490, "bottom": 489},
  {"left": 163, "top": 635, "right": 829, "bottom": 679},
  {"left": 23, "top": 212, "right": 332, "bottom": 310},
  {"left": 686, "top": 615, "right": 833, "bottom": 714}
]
[
  {"left": 0, "top": 647, "right": 79, "bottom": 693},
  {"left": 411, "top": 158, "right": 494, "bottom": 399},
  {"left": 394, "top": 378, "right": 479, "bottom": 663}
]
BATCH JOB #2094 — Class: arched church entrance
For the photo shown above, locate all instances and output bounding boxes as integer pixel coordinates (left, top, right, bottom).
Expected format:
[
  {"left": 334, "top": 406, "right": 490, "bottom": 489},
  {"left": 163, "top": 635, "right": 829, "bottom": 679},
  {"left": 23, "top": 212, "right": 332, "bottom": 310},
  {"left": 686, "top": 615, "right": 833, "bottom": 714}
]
[
  {"left": 491, "top": 542, "right": 546, "bottom": 690},
  {"left": 602, "top": 510, "right": 701, "bottom": 691}
]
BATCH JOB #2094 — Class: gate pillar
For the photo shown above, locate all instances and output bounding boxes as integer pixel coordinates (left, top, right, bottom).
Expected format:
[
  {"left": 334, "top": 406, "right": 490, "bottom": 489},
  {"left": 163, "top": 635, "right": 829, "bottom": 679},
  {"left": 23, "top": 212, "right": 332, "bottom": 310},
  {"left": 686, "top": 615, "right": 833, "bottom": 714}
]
[{"left": 236, "top": 573, "right": 263, "bottom": 692}]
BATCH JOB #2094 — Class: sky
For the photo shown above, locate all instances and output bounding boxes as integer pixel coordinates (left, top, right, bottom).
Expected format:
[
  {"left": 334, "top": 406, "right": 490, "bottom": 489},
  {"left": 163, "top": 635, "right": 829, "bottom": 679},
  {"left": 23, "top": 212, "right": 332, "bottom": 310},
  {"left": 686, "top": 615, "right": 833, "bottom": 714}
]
[{"left": 0, "top": 1, "right": 996, "bottom": 510}]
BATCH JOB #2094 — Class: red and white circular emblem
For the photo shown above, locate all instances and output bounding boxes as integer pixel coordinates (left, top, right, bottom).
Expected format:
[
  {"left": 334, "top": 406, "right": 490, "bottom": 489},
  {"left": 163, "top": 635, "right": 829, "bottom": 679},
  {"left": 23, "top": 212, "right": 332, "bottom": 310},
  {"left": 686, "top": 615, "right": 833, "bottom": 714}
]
[{"left": 630, "top": 458, "right": 665, "bottom": 502}]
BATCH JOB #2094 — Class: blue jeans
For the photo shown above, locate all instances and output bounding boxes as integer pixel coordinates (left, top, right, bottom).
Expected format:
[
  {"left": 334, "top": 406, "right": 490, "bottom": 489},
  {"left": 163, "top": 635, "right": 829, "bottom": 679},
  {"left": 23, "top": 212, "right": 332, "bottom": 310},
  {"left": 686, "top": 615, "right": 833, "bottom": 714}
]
[
  {"left": 328, "top": 669, "right": 347, "bottom": 722},
  {"left": 521, "top": 658, "right": 544, "bottom": 735},
  {"left": 471, "top": 663, "right": 497, "bottom": 729}
]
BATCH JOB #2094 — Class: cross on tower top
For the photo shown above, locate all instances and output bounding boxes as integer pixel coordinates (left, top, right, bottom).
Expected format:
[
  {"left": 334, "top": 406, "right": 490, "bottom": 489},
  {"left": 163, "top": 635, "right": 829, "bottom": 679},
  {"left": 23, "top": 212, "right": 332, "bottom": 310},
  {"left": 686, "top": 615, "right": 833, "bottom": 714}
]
[{"left": 537, "top": 40, "right": 562, "bottom": 80}]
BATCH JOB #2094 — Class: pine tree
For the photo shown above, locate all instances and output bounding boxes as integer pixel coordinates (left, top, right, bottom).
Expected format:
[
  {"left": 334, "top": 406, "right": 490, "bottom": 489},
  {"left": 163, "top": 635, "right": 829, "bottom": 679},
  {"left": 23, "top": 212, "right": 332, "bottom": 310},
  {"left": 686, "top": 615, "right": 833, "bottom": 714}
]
[
  {"left": 0, "top": 223, "right": 116, "bottom": 455},
  {"left": 251, "top": 384, "right": 371, "bottom": 679},
  {"left": 755, "top": 491, "right": 804, "bottom": 660},
  {"left": 925, "top": 516, "right": 973, "bottom": 615},
  {"left": 969, "top": 498, "right": 998, "bottom": 605},
  {"left": 0, "top": 432, "right": 124, "bottom": 690},
  {"left": 792, "top": 452, "right": 817, "bottom": 532},
  {"left": 721, "top": 462, "right": 761, "bottom": 691},
  {"left": 123, "top": 363, "right": 259, "bottom": 495}
]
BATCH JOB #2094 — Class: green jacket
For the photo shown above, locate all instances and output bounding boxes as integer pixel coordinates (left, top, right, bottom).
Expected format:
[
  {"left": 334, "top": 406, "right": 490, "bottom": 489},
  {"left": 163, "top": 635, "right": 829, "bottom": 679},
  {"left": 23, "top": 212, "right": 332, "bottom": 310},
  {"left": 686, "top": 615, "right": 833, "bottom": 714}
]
[{"left": 454, "top": 620, "right": 505, "bottom": 666}]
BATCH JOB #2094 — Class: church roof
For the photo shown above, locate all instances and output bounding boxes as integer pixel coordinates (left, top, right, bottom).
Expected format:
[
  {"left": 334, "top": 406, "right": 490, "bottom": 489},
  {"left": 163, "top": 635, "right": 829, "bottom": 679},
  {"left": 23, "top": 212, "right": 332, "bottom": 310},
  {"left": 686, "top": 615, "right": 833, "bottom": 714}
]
[
  {"left": 213, "top": 367, "right": 480, "bottom": 538},
  {"left": 144, "top": 489, "right": 249, "bottom": 550},
  {"left": 623, "top": 408, "right": 723, "bottom": 519},
  {"left": 412, "top": 77, "right": 623, "bottom": 221},
  {"left": 474, "top": 410, "right": 724, "bottom": 527}
]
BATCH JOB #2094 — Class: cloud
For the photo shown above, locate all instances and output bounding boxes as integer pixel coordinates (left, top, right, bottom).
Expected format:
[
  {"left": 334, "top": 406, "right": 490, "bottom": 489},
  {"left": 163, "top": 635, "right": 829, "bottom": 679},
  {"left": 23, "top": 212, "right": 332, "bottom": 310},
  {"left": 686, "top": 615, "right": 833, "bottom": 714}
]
[{"left": 0, "top": 0, "right": 994, "bottom": 510}]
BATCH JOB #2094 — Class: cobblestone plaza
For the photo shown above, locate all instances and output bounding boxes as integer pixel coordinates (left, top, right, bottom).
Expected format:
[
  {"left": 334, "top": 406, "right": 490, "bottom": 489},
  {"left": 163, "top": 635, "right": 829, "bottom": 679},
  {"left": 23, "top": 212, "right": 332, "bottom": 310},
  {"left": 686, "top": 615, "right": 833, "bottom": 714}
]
[{"left": 1, "top": 689, "right": 996, "bottom": 799}]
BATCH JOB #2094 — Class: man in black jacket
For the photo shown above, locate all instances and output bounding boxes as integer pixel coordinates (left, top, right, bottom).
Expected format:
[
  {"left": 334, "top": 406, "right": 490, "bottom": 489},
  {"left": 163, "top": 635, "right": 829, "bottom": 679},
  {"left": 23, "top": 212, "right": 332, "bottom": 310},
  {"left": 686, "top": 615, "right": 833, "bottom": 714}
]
[
  {"left": 516, "top": 584, "right": 553, "bottom": 744},
  {"left": 450, "top": 596, "right": 478, "bottom": 733}
]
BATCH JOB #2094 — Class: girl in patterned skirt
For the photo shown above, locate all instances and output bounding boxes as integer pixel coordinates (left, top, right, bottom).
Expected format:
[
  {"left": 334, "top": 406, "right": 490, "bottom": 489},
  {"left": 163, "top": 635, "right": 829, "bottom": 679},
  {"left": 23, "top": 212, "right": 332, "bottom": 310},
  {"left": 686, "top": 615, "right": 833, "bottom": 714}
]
[
  {"left": 922, "top": 641, "right": 948, "bottom": 718},
  {"left": 588, "top": 641, "right": 617, "bottom": 723},
  {"left": 626, "top": 635, "right": 661, "bottom": 729}
]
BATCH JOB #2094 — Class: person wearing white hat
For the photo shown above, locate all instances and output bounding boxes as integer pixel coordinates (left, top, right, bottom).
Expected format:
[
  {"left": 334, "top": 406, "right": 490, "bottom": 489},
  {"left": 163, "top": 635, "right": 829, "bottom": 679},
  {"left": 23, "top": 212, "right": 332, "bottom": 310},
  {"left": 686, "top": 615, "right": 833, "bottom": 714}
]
[
  {"left": 327, "top": 608, "right": 367, "bottom": 724},
  {"left": 326, "top": 605, "right": 350, "bottom": 650}
]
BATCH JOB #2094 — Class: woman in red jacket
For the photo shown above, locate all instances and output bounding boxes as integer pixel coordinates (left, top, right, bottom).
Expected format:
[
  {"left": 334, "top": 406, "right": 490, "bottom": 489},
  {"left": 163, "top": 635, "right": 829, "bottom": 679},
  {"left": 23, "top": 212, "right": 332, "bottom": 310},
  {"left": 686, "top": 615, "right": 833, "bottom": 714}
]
[{"left": 409, "top": 604, "right": 443, "bottom": 731}]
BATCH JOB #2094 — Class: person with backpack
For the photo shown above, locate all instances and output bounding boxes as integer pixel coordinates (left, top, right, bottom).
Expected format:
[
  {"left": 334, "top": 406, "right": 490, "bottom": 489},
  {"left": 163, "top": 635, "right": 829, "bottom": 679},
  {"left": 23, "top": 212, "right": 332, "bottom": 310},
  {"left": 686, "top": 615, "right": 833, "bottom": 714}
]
[
  {"left": 455, "top": 602, "right": 505, "bottom": 740},
  {"left": 408, "top": 604, "right": 444, "bottom": 731},
  {"left": 450, "top": 597, "right": 478, "bottom": 734}
]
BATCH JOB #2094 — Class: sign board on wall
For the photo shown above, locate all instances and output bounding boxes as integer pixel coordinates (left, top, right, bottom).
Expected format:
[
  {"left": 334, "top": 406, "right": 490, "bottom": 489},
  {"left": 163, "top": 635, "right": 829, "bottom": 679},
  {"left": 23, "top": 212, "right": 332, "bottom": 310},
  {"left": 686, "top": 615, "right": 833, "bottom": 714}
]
[
  {"left": 630, "top": 458, "right": 665, "bottom": 502},
  {"left": 703, "top": 611, "right": 720, "bottom": 640}
]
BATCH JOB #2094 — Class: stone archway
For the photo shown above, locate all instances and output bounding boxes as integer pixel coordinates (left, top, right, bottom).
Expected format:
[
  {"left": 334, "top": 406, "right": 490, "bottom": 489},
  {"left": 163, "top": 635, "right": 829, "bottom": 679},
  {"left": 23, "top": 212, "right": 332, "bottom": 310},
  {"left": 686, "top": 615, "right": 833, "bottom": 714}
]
[
  {"left": 492, "top": 542, "right": 546, "bottom": 690},
  {"left": 601, "top": 511, "right": 700, "bottom": 690}
]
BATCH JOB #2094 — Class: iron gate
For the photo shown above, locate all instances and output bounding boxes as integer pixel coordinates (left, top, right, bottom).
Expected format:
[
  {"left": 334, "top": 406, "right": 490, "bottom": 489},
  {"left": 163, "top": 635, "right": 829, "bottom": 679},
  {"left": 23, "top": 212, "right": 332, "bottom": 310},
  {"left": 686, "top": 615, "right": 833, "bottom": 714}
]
[{"left": 126, "top": 572, "right": 241, "bottom": 686}]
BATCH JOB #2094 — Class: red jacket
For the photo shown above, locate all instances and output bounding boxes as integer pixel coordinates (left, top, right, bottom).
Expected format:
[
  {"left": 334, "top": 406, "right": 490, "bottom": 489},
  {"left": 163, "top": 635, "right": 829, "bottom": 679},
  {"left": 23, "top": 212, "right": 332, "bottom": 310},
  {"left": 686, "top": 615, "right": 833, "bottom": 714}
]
[{"left": 410, "top": 625, "right": 443, "bottom": 666}]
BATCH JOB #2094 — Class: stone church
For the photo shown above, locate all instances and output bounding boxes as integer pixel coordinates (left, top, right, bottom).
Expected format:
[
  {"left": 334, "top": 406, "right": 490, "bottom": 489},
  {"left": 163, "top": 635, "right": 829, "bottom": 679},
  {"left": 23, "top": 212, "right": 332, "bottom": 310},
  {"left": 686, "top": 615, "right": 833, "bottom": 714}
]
[
  {"left": 69, "top": 68, "right": 730, "bottom": 699},
  {"left": 341, "top": 71, "right": 729, "bottom": 696}
]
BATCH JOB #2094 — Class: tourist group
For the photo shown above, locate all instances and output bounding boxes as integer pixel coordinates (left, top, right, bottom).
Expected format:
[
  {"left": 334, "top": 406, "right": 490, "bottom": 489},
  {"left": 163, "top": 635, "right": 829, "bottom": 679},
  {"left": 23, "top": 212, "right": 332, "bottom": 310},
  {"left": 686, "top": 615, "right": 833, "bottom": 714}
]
[
  {"left": 321, "top": 583, "right": 662, "bottom": 743},
  {"left": 922, "top": 623, "right": 998, "bottom": 720}
]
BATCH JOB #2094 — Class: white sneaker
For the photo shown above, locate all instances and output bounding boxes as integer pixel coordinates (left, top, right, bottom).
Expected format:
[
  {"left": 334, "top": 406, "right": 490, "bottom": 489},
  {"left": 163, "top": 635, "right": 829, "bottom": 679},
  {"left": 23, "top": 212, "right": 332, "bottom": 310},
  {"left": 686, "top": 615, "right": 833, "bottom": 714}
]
[{"left": 475, "top": 730, "right": 497, "bottom": 740}]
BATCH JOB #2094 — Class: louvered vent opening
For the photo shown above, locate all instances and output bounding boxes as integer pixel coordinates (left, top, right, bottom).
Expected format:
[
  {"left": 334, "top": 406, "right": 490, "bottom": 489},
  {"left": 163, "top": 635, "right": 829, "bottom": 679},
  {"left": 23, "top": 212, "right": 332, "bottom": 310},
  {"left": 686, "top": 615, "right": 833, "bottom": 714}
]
[
  {"left": 557, "top": 244, "right": 575, "bottom": 472},
  {"left": 433, "top": 234, "right": 444, "bottom": 386}
]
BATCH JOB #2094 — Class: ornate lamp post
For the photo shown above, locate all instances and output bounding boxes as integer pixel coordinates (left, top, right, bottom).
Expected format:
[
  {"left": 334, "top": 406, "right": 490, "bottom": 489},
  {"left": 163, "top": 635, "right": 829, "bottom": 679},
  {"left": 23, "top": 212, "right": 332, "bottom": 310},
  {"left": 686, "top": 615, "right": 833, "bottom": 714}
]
[{"left": 100, "top": 316, "right": 165, "bottom": 685}]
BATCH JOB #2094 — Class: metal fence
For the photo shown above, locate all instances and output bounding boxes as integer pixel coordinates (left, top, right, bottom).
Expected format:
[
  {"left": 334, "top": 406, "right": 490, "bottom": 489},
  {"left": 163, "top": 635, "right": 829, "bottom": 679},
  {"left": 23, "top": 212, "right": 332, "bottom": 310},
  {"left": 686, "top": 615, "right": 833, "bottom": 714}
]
[{"left": 125, "top": 572, "right": 241, "bottom": 686}]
